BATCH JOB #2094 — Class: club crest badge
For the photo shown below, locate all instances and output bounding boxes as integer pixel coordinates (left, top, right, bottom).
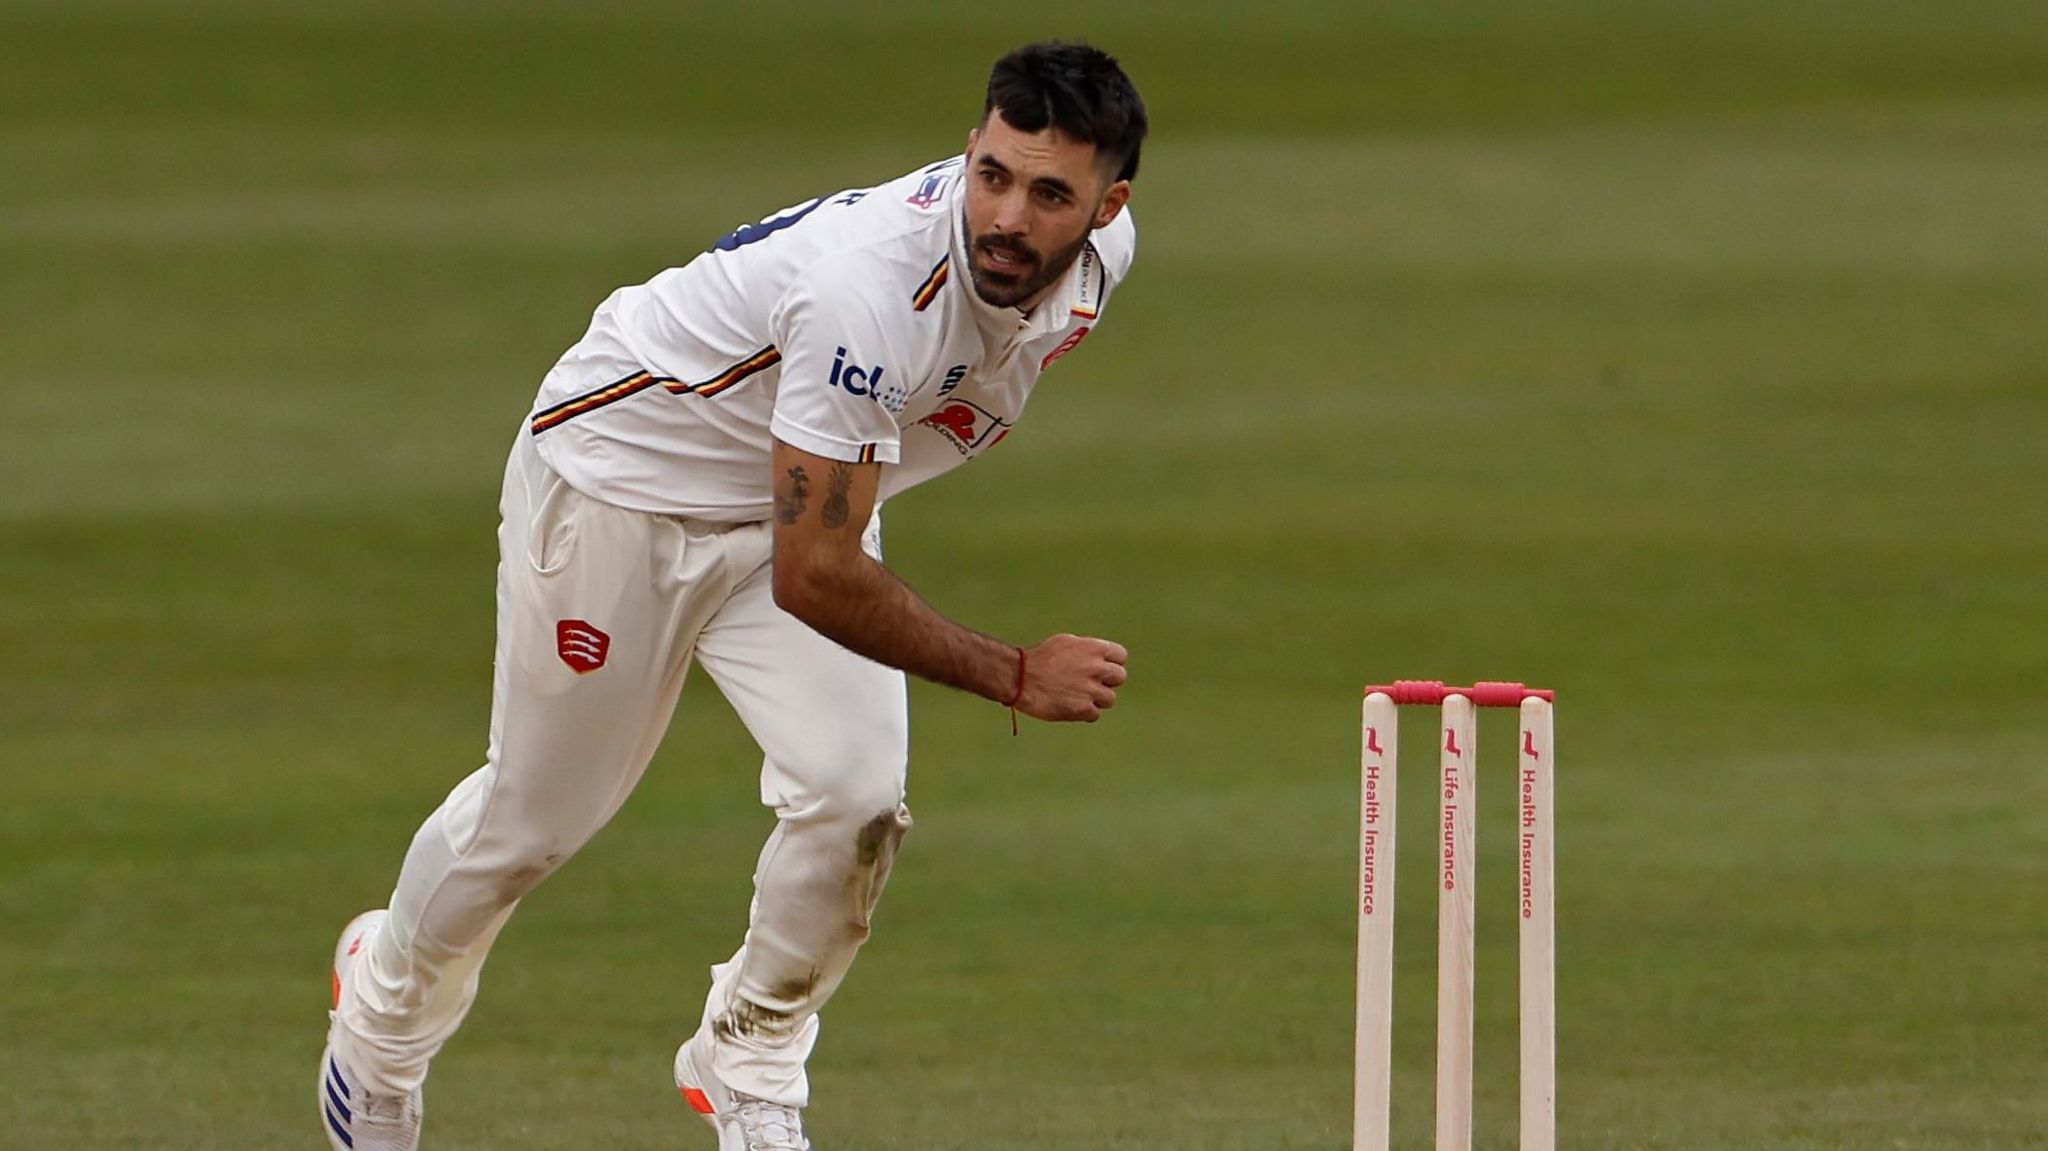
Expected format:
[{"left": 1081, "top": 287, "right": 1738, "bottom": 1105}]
[{"left": 556, "top": 620, "right": 610, "bottom": 674}]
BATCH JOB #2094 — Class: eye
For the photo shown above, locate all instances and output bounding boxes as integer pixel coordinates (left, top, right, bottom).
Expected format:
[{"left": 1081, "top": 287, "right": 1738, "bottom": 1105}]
[
  {"left": 978, "top": 167, "right": 1008, "bottom": 189},
  {"left": 1033, "top": 186, "right": 1071, "bottom": 207}
]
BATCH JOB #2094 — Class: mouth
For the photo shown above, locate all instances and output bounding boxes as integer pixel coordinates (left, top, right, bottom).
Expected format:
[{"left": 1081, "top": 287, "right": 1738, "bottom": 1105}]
[{"left": 975, "top": 238, "right": 1038, "bottom": 278}]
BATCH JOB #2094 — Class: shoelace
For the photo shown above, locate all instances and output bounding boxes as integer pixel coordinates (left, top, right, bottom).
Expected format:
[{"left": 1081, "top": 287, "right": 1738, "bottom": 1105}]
[
  {"left": 729, "top": 1099, "right": 808, "bottom": 1151},
  {"left": 358, "top": 1093, "right": 413, "bottom": 1121}
]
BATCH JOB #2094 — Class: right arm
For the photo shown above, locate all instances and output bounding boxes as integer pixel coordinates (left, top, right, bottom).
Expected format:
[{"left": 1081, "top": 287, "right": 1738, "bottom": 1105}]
[{"left": 769, "top": 437, "right": 1126, "bottom": 722}]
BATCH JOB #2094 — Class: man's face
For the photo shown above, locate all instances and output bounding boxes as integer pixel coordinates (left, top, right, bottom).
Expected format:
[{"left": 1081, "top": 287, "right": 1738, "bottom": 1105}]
[{"left": 961, "top": 111, "right": 1131, "bottom": 310}]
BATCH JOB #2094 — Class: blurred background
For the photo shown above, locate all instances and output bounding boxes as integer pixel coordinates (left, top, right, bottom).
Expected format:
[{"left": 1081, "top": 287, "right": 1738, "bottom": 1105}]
[{"left": 2, "top": 2, "right": 2043, "bottom": 1147}]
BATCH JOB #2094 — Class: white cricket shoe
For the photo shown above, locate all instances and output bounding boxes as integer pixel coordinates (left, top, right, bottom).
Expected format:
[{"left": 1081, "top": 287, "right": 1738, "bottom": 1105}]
[
  {"left": 674, "top": 1031, "right": 813, "bottom": 1151},
  {"left": 320, "top": 910, "right": 424, "bottom": 1151}
]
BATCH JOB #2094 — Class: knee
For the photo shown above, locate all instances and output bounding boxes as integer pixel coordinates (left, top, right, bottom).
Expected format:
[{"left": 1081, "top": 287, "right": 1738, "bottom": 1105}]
[
  {"left": 781, "top": 759, "right": 907, "bottom": 828},
  {"left": 767, "top": 724, "right": 907, "bottom": 828},
  {"left": 442, "top": 818, "right": 577, "bottom": 905},
  {"left": 495, "top": 838, "right": 575, "bottom": 899},
  {"left": 432, "top": 773, "right": 588, "bottom": 902}
]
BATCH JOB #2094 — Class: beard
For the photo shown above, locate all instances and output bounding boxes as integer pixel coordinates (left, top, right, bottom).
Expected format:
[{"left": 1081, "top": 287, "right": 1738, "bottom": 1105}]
[{"left": 966, "top": 224, "right": 1091, "bottom": 310}]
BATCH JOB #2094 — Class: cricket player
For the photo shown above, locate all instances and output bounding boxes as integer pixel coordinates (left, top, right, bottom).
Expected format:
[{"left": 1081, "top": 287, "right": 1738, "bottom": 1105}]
[{"left": 320, "top": 41, "right": 1147, "bottom": 1151}]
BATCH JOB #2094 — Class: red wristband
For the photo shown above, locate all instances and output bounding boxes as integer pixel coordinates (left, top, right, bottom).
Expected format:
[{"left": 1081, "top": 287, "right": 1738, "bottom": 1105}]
[{"left": 1002, "top": 646, "right": 1026, "bottom": 735}]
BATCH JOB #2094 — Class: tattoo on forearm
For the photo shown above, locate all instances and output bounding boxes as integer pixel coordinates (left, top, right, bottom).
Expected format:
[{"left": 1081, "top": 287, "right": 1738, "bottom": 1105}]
[
  {"left": 776, "top": 466, "right": 810, "bottom": 525},
  {"left": 822, "top": 463, "right": 853, "bottom": 529}
]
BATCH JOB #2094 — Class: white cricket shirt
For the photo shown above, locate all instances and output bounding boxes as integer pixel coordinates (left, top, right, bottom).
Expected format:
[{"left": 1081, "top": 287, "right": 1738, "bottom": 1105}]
[{"left": 527, "top": 155, "right": 1136, "bottom": 522}]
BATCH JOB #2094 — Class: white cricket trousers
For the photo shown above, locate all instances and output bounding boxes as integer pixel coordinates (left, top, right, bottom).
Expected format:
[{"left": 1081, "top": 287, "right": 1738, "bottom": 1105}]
[{"left": 332, "top": 429, "right": 912, "bottom": 1108}]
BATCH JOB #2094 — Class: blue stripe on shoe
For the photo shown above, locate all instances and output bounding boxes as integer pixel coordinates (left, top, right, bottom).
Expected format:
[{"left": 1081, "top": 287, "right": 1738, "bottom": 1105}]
[
  {"left": 328, "top": 1056, "right": 352, "bottom": 1099},
  {"left": 325, "top": 1076, "right": 352, "bottom": 1123},
  {"left": 324, "top": 1098, "right": 354, "bottom": 1148}
]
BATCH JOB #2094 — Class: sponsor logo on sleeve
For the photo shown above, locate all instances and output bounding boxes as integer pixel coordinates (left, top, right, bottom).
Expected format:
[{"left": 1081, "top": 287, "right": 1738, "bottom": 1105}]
[
  {"left": 829, "top": 346, "right": 909, "bottom": 412},
  {"left": 917, "top": 399, "right": 1012, "bottom": 455}
]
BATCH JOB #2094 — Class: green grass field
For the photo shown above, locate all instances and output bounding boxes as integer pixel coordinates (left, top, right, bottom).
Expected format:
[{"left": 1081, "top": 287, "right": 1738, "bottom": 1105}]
[{"left": 3, "top": 2, "right": 2045, "bottom": 1147}]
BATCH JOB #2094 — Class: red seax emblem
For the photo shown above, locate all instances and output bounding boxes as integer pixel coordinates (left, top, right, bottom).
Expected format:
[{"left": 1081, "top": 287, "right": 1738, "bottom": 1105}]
[
  {"left": 1040, "top": 325, "right": 1089, "bottom": 370},
  {"left": 556, "top": 620, "right": 610, "bottom": 674}
]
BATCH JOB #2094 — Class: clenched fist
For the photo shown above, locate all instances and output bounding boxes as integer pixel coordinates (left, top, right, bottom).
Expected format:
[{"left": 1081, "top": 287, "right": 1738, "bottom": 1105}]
[{"left": 1014, "top": 633, "right": 1128, "bottom": 723}]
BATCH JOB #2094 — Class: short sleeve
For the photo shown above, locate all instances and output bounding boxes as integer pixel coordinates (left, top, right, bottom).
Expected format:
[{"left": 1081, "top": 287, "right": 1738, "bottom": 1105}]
[{"left": 768, "top": 257, "right": 909, "bottom": 464}]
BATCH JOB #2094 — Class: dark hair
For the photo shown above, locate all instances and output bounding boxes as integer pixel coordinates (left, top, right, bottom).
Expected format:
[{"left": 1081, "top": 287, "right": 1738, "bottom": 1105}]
[{"left": 984, "top": 41, "right": 1148, "bottom": 183}]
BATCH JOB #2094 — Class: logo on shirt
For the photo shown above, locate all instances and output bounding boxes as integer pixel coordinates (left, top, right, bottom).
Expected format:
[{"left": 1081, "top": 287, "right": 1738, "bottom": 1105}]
[
  {"left": 829, "top": 346, "right": 908, "bottom": 412},
  {"left": 556, "top": 620, "right": 611, "bottom": 674},
  {"left": 1040, "top": 326, "right": 1090, "bottom": 370},
  {"left": 937, "top": 364, "right": 969, "bottom": 397},
  {"left": 906, "top": 171, "right": 949, "bottom": 209},
  {"left": 1070, "top": 244, "right": 1101, "bottom": 319},
  {"left": 918, "top": 399, "right": 1011, "bottom": 455}
]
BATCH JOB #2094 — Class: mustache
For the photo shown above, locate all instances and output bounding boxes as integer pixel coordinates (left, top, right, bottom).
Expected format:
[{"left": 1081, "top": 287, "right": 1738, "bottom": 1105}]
[{"left": 973, "top": 233, "right": 1041, "bottom": 268}]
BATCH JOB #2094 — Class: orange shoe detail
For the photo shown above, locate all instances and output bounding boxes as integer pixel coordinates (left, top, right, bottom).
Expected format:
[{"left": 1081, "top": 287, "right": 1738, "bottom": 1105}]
[
  {"left": 681, "top": 1086, "right": 714, "bottom": 1115},
  {"left": 333, "top": 930, "right": 365, "bottom": 1009}
]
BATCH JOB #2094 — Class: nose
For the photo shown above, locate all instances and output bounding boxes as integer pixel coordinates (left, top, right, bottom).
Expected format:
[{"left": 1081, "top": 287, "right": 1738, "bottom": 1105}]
[{"left": 990, "top": 187, "right": 1029, "bottom": 235}]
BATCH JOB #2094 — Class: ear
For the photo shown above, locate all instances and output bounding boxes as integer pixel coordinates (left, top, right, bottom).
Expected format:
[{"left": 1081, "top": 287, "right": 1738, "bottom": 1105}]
[
  {"left": 1092, "top": 179, "right": 1131, "bottom": 230},
  {"left": 964, "top": 127, "right": 979, "bottom": 162}
]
